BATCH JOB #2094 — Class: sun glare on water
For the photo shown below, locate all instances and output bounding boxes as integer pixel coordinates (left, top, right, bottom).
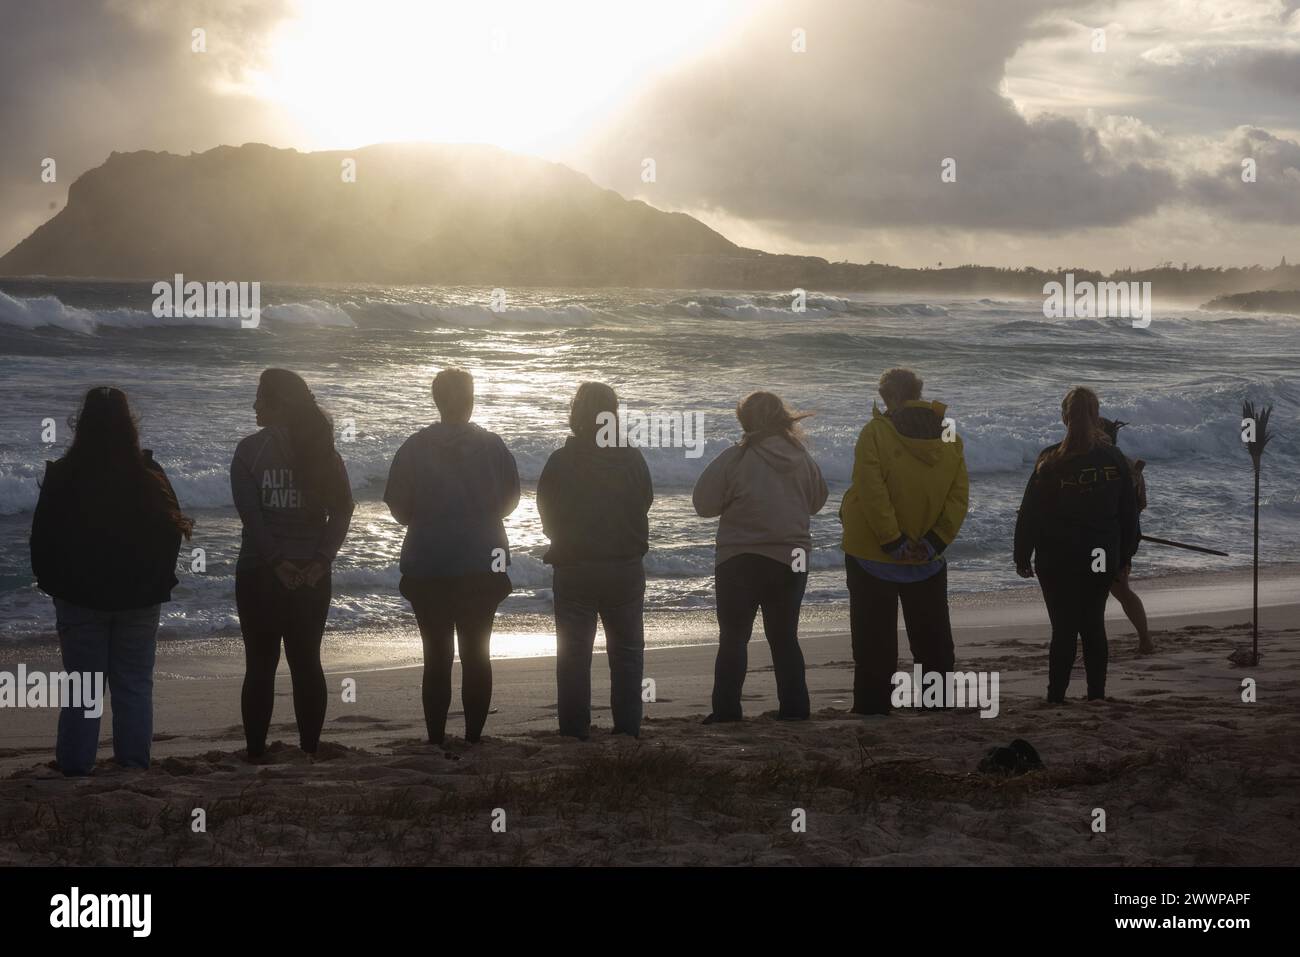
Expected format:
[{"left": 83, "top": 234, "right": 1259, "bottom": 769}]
[{"left": 241, "top": 0, "right": 748, "bottom": 153}]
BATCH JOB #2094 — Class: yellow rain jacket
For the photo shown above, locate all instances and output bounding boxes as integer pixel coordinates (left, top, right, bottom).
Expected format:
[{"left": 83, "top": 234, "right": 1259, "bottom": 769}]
[{"left": 840, "top": 400, "right": 969, "bottom": 563}]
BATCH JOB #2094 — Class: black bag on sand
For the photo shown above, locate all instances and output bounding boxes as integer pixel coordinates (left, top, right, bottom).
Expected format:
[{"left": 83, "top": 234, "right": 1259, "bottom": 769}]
[{"left": 978, "top": 738, "right": 1044, "bottom": 776}]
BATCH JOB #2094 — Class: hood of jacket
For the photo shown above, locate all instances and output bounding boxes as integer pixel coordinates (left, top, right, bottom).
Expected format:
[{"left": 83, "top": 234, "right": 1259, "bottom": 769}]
[
  {"left": 741, "top": 433, "right": 809, "bottom": 473},
  {"left": 873, "top": 400, "right": 948, "bottom": 465},
  {"left": 420, "top": 421, "right": 498, "bottom": 459},
  {"left": 563, "top": 434, "right": 645, "bottom": 473},
  {"left": 839, "top": 397, "right": 969, "bottom": 564}
]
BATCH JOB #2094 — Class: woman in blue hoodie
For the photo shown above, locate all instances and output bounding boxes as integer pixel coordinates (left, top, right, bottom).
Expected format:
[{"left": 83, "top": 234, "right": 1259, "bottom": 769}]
[
  {"left": 537, "top": 382, "right": 654, "bottom": 739},
  {"left": 384, "top": 368, "right": 519, "bottom": 745}
]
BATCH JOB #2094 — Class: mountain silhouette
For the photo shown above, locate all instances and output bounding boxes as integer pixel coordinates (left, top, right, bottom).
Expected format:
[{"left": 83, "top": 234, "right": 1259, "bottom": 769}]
[
  {"left": 5, "top": 142, "right": 1297, "bottom": 297},
  {"left": 0, "top": 142, "right": 759, "bottom": 286}
]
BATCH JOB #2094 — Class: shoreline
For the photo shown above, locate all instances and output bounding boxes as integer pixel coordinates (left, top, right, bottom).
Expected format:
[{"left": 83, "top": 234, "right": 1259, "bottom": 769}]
[
  {"left": 2, "top": 563, "right": 1296, "bottom": 670},
  {"left": 1, "top": 592, "right": 1296, "bottom": 864},
  {"left": 0, "top": 564, "right": 1295, "bottom": 752}
]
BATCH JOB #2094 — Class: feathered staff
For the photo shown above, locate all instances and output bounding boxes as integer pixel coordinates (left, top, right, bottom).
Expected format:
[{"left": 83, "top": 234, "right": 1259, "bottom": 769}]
[{"left": 1241, "top": 400, "right": 1273, "bottom": 667}]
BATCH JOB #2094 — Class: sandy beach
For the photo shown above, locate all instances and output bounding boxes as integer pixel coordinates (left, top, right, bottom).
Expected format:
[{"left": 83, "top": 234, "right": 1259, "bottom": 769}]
[{"left": 1, "top": 567, "right": 1297, "bottom": 866}]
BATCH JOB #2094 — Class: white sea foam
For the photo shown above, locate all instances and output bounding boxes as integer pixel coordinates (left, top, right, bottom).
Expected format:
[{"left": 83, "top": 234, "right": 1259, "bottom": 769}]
[
  {"left": 372, "top": 300, "right": 599, "bottom": 328},
  {"left": 262, "top": 300, "right": 356, "bottom": 327},
  {"left": 0, "top": 291, "right": 359, "bottom": 333},
  {"left": 3, "top": 283, "right": 1297, "bottom": 646}
]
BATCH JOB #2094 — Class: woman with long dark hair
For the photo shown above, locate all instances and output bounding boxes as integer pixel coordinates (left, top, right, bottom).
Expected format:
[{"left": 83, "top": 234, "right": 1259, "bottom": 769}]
[
  {"left": 30, "top": 386, "right": 192, "bottom": 775},
  {"left": 231, "top": 369, "right": 353, "bottom": 759},
  {"left": 693, "top": 391, "right": 828, "bottom": 723},
  {"left": 1014, "top": 387, "right": 1140, "bottom": 702}
]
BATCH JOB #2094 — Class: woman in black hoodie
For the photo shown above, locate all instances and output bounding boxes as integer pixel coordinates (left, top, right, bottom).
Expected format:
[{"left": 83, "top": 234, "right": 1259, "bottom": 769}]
[
  {"left": 30, "top": 387, "right": 191, "bottom": 775},
  {"left": 537, "top": 382, "right": 653, "bottom": 739},
  {"left": 1014, "top": 387, "right": 1140, "bottom": 702}
]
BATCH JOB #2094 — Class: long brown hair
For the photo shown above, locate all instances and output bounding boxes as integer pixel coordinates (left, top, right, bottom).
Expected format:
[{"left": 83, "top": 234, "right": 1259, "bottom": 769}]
[
  {"left": 1038, "top": 386, "right": 1109, "bottom": 471},
  {"left": 736, "top": 391, "right": 813, "bottom": 451},
  {"left": 63, "top": 386, "right": 193, "bottom": 537},
  {"left": 258, "top": 369, "right": 350, "bottom": 509}
]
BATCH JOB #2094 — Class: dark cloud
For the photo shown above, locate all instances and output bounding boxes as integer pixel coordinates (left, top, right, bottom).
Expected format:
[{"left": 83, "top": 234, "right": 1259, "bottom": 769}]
[
  {"left": 0, "top": 0, "right": 293, "bottom": 255},
  {"left": 576, "top": 0, "right": 1179, "bottom": 234},
  {"left": 1185, "top": 127, "right": 1300, "bottom": 223},
  {"left": 1236, "top": 49, "right": 1300, "bottom": 96},
  {"left": 2, "top": 0, "right": 1299, "bottom": 266}
]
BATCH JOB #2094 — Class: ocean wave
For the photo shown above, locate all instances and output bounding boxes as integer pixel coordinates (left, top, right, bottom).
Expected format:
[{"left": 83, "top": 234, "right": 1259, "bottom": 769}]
[
  {"left": 0, "top": 467, "right": 42, "bottom": 516},
  {"left": 1, "top": 289, "right": 965, "bottom": 335},
  {"left": 363, "top": 299, "right": 600, "bottom": 329},
  {"left": 0, "top": 291, "right": 359, "bottom": 333},
  {"left": 2, "top": 405, "right": 1261, "bottom": 519},
  {"left": 652, "top": 294, "right": 949, "bottom": 321},
  {"left": 262, "top": 300, "right": 356, "bottom": 327},
  {"left": 0, "top": 290, "right": 178, "bottom": 334}
]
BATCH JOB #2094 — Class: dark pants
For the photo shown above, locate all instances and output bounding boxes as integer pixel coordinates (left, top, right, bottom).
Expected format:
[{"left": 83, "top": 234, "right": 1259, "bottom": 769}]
[
  {"left": 711, "top": 554, "right": 810, "bottom": 720},
  {"left": 1039, "top": 568, "right": 1111, "bottom": 701},
  {"left": 401, "top": 572, "right": 511, "bottom": 744},
  {"left": 53, "top": 600, "right": 160, "bottom": 776},
  {"left": 236, "top": 565, "right": 332, "bottom": 755},
  {"left": 553, "top": 560, "right": 646, "bottom": 738},
  {"left": 845, "top": 557, "right": 955, "bottom": 714}
]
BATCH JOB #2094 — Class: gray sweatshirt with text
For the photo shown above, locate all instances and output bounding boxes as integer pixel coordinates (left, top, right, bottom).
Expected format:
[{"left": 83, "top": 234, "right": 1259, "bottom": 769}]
[{"left": 230, "top": 426, "right": 354, "bottom": 569}]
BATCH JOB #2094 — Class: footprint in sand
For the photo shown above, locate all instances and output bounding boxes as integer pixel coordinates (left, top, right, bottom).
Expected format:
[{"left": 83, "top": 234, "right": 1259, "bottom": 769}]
[{"left": 331, "top": 714, "right": 412, "bottom": 731}]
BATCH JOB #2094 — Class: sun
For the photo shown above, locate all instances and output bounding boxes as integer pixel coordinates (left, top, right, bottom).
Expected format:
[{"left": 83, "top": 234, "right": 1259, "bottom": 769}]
[{"left": 238, "top": 0, "right": 749, "bottom": 154}]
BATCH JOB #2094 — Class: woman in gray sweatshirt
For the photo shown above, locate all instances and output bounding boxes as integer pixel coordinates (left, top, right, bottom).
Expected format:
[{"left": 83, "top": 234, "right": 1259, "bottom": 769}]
[{"left": 693, "top": 391, "right": 828, "bottom": 723}]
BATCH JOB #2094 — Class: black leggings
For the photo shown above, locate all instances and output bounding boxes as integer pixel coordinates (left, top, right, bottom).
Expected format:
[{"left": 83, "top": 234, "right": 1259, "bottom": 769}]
[
  {"left": 236, "top": 564, "right": 332, "bottom": 755},
  {"left": 712, "top": 554, "right": 810, "bottom": 720},
  {"left": 1038, "top": 569, "right": 1111, "bottom": 701},
  {"left": 401, "top": 573, "right": 511, "bottom": 744}
]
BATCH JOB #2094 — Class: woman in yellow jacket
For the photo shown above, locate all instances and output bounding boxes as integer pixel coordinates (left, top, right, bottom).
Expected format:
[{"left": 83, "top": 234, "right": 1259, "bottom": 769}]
[{"left": 840, "top": 368, "right": 969, "bottom": 715}]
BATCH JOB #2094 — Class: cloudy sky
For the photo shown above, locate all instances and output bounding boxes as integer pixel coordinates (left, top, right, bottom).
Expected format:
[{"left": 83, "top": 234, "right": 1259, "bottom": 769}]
[{"left": 3, "top": 0, "right": 1298, "bottom": 270}]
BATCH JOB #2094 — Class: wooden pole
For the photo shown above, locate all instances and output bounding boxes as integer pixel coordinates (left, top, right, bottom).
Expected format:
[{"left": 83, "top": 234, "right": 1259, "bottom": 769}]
[{"left": 1253, "top": 466, "right": 1260, "bottom": 666}]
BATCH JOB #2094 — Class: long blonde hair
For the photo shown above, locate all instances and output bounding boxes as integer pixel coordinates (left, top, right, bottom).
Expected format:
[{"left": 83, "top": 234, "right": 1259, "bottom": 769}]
[
  {"left": 1038, "top": 386, "right": 1109, "bottom": 471},
  {"left": 736, "top": 391, "right": 812, "bottom": 451}
]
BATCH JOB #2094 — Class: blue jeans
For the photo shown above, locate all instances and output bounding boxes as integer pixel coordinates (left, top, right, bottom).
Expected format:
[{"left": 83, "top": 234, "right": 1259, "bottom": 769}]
[
  {"left": 553, "top": 561, "right": 646, "bottom": 738},
  {"left": 54, "top": 600, "right": 160, "bottom": 775}
]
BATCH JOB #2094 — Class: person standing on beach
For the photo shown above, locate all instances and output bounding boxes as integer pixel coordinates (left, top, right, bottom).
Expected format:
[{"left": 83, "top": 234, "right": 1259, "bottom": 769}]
[
  {"left": 841, "top": 368, "right": 968, "bottom": 716},
  {"left": 1101, "top": 417, "right": 1154, "bottom": 654},
  {"left": 30, "top": 387, "right": 191, "bottom": 776},
  {"left": 231, "top": 369, "right": 354, "bottom": 760},
  {"left": 538, "top": 383, "right": 653, "bottom": 740},
  {"left": 384, "top": 368, "right": 519, "bottom": 745},
  {"left": 693, "top": 391, "right": 828, "bottom": 723},
  {"left": 1014, "top": 388, "right": 1140, "bottom": 702}
]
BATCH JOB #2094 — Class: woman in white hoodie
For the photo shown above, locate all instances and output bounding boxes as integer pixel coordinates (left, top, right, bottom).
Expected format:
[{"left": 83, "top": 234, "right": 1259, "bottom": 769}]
[{"left": 693, "top": 392, "right": 828, "bottom": 723}]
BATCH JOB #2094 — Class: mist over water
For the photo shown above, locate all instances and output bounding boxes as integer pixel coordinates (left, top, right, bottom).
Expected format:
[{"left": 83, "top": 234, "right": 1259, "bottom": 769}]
[{"left": 2, "top": 280, "right": 1297, "bottom": 648}]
